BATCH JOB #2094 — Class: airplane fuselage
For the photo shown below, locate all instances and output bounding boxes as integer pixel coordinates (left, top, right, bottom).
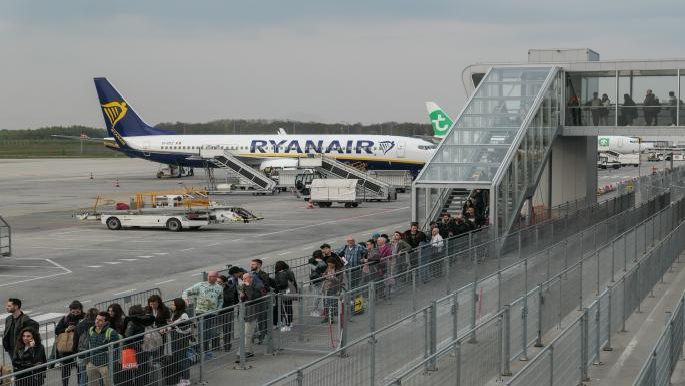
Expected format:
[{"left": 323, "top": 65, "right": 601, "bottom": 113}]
[{"left": 118, "top": 134, "right": 436, "bottom": 174}]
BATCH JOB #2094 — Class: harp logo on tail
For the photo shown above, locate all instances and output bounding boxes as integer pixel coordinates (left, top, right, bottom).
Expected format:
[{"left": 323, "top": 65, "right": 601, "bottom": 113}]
[{"left": 101, "top": 101, "right": 128, "bottom": 146}]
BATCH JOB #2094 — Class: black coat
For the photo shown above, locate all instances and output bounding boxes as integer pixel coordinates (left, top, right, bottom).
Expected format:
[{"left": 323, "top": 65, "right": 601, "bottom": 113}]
[
  {"left": 3, "top": 313, "right": 39, "bottom": 354},
  {"left": 12, "top": 343, "right": 47, "bottom": 385},
  {"left": 146, "top": 306, "right": 171, "bottom": 328}
]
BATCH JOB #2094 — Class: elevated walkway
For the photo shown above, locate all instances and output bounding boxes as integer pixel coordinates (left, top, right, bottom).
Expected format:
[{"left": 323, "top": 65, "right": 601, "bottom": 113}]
[
  {"left": 199, "top": 148, "right": 277, "bottom": 193},
  {"left": 298, "top": 155, "right": 396, "bottom": 201},
  {"left": 413, "top": 66, "right": 564, "bottom": 236}
]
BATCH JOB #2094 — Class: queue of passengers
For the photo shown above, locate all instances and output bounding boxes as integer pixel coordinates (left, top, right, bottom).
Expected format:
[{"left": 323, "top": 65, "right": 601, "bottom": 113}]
[
  {"left": 567, "top": 89, "right": 683, "bottom": 126},
  {"left": 1, "top": 206, "right": 487, "bottom": 386}
]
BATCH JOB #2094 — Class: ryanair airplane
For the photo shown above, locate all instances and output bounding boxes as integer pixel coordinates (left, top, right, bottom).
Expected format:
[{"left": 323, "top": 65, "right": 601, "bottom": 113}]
[{"left": 92, "top": 78, "right": 437, "bottom": 174}]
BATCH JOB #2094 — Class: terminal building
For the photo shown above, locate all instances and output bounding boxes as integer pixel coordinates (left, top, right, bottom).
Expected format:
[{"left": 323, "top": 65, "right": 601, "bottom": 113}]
[{"left": 412, "top": 48, "right": 685, "bottom": 236}]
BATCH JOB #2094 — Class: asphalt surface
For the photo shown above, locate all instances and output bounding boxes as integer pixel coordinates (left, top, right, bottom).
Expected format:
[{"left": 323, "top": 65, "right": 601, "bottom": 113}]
[{"left": 0, "top": 158, "right": 411, "bottom": 317}]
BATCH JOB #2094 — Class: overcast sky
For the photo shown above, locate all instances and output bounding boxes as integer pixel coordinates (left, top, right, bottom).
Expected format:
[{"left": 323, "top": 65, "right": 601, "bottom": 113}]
[{"left": 1, "top": 1, "right": 683, "bottom": 130}]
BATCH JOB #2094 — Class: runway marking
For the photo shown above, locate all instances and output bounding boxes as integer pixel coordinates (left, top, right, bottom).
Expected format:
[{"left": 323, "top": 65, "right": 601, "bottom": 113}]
[
  {"left": 302, "top": 246, "right": 314, "bottom": 250},
  {"left": 138, "top": 256, "right": 153, "bottom": 259},
  {"left": 104, "top": 261, "right": 121, "bottom": 265},
  {"left": 179, "top": 248, "right": 195, "bottom": 252},
  {"left": 230, "top": 238, "right": 243, "bottom": 241},
  {"left": 87, "top": 265, "right": 103, "bottom": 268},
  {"left": 0, "top": 264, "right": 63, "bottom": 269},
  {"left": 112, "top": 289, "right": 137, "bottom": 296},
  {"left": 154, "top": 279, "right": 176, "bottom": 285},
  {"left": 208, "top": 243, "right": 220, "bottom": 246},
  {"left": 279, "top": 251, "right": 292, "bottom": 255},
  {"left": 24, "top": 246, "right": 157, "bottom": 253},
  {"left": 153, "top": 253, "right": 168, "bottom": 255},
  {"left": 192, "top": 272, "right": 202, "bottom": 276},
  {"left": 120, "top": 259, "right": 138, "bottom": 262},
  {"left": 82, "top": 300, "right": 92, "bottom": 304}
]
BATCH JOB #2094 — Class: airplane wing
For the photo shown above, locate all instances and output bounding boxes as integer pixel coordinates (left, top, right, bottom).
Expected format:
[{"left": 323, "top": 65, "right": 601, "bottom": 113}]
[{"left": 51, "top": 135, "right": 116, "bottom": 144}]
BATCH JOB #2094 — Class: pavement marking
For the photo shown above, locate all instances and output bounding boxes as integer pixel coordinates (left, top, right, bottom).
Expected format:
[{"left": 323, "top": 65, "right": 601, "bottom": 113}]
[
  {"left": 279, "top": 251, "right": 292, "bottom": 255},
  {"left": 208, "top": 243, "right": 220, "bottom": 246},
  {"left": 179, "top": 248, "right": 195, "bottom": 252},
  {"left": 0, "top": 274, "right": 41, "bottom": 278},
  {"left": 82, "top": 300, "right": 92, "bottom": 304},
  {"left": 0, "top": 258, "right": 72, "bottom": 288},
  {"left": 0, "top": 264, "right": 63, "bottom": 269},
  {"left": 112, "top": 289, "right": 137, "bottom": 296},
  {"left": 137, "top": 256, "right": 153, "bottom": 259},
  {"left": 87, "top": 265, "right": 103, "bottom": 268},
  {"left": 104, "top": 261, "right": 121, "bottom": 265},
  {"left": 154, "top": 279, "right": 176, "bottom": 285},
  {"left": 153, "top": 253, "right": 168, "bottom": 255},
  {"left": 24, "top": 246, "right": 157, "bottom": 253},
  {"left": 120, "top": 259, "right": 138, "bottom": 262},
  {"left": 230, "top": 238, "right": 243, "bottom": 241},
  {"left": 192, "top": 272, "right": 202, "bottom": 276}
]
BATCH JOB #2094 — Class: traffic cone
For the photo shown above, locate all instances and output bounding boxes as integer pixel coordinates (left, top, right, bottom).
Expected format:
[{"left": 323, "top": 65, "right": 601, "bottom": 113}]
[
  {"left": 114, "top": 178, "right": 120, "bottom": 188},
  {"left": 307, "top": 200, "right": 314, "bottom": 209}
]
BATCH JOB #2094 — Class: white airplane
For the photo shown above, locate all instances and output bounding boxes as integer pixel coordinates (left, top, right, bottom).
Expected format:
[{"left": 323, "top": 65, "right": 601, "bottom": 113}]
[
  {"left": 425, "top": 102, "right": 654, "bottom": 154},
  {"left": 93, "top": 78, "right": 437, "bottom": 175}
]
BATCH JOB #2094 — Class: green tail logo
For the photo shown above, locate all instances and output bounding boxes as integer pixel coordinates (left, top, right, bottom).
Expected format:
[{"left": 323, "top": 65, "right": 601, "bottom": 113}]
[{"left": 425, "top": 101, "right": 452, "bottom": 137}]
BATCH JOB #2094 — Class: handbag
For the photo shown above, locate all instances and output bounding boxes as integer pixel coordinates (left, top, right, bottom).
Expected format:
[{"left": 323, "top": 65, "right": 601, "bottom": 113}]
[
  {"left": 121, "top": 348, "right": 138, "bottom": 370},
  {"left": 142, "top": 326, "right": 163, "bottom": 352},
  {"left": 56, "top": 331, "right": 75, "bottom": 354}
]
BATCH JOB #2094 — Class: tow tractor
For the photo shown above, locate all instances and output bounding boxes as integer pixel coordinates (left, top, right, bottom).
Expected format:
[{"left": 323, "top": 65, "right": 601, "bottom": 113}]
[
  {"left": 76, "top": 189, "right": 262, "bottom": 231},
  {"left": 156, "top": 164, "right": 194, "bottom": 179}
]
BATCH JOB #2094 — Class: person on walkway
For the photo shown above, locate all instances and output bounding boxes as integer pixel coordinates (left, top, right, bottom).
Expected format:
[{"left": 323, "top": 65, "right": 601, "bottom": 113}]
[
  {"left": 621, "top": 93, "right": 637, "bottom": 126},
  {"left": 107, "top": 304, "right": 126, "bottom": 336},
  {"left": 644, "top": 89, "right": 661, "bottom": 126},
  {"left": 273, "top": 261, "right": 298, "bottom": 330},
  {"left": 166, "top": 299, "right": 192, "bottom": 386},
  {"left": 121, "top": 305, "right": 154, "bottom": 386},
  {"left": 74, "top": 308, "right": 98, "bottom": 386},
  {"left": 235, "top": 273, "right": 261, "bottom": 363},
  {"left": 12, "top": 327, "right": 47, "bottom": 386},
  {"left": 3, "top": 298, "right": 39, "bottom": 358},
  {"left": 55, "top": 300, "right": 85, "bottom": 386},
  {"left": 587, "top": 92, "right": 602, "bottom": 126},
  {"left": 86, "top": 312, "right": 121, "bottom": 386},
  {"left": 217, "top": 274, "right": 238, "bottom": 351},
  {"left": 182, "top": 271, "right": 223, "bottom": 353}
]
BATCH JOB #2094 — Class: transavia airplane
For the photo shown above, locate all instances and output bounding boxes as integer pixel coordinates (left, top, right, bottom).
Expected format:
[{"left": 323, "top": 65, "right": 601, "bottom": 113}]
[
  {"left": 425, "top": 101, "right": 655, "bottom": 154},
  {"left": 86, "top": 78, "right": 438, "bottom": 175}
]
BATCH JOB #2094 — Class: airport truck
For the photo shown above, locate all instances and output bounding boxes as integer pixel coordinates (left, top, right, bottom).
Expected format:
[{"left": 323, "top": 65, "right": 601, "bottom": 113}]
[
  {"left": 77, "top": 190, "right": 262, "bottom": 231},
  {"left": 310, "top": 179, "right": 361, "bottom": 208},
  {"left": 598, "top": 151, "right": 639, "bottom": 169}
]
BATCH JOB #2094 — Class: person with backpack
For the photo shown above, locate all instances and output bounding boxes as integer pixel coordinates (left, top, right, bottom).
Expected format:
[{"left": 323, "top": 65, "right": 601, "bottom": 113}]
[
  {"left": 273, "top": 261, "right": 298, "bottom": 331},
  {"left": 3, "top": 298, "right": 39, "bottom": 358},
  {"left": 86, "top": 312, "right": 121, "bottom": 386},
  {"left": 121, "top": 305, "right": 154, "bottom": 386},
  {"left": 55, "top": 301, "right": 85, "bottom": 386},
  {"left": 74, "top": 308, "right": 98, "bottom": 386},
  {"left": 166, "top": 299, "right": 192, "bottom": 386},
  {"left": 12, "top": 327, "right": 47, "bottom": 386},
  {"left": 218, "top": 274, "right": 239, "bottom": 352}
]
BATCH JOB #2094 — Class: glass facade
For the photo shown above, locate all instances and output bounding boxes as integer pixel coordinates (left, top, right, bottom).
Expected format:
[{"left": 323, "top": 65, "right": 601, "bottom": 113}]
[
  {"left": 418, "top": 67, "right": 552, "bottom": 184},
  {"left": 494, "top": 70, "right": 562, "bottom": 236},
  {"left": 566, "top": 69, "right": 683, "bottom": 127}
]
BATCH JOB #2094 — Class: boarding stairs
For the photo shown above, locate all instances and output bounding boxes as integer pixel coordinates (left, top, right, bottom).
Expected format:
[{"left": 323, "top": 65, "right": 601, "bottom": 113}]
[
  {"left": 199, "top": 148, "right": 277, "bottom": 193},
  {"left": 297, "top": 155, "right": 396, "bottom": 201},
  {"left": 0, "top": 216, "right": 11, "bottom": 257},
  {"left": 414, "top": 66, "right": 563, "bottom": 236}
]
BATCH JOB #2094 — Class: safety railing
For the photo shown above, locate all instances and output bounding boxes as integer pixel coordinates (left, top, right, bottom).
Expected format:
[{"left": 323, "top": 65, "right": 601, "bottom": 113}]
[
  {"left": 260, "top": 192, "right": 684, "bottom": 386},
  {"left": 93, "top": 288, "right": 162, "bottom": 314},
  {"left": 631, "top": 295, "right": 685, "bottom": 386}
]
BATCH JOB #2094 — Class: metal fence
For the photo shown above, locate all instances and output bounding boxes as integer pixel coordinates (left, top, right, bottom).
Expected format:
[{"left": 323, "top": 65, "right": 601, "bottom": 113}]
[
  {"left": 257, "top": 191, "right": 685, "bottom": 386},
  {"left": 0, "top": 215, "right": 10, "bottom": 257},
  {"left": 632, "top": 293, "right": 685, "bottom": 386},
  {"left": 93, "top": 288, "right": 163, "bottom": 314}
]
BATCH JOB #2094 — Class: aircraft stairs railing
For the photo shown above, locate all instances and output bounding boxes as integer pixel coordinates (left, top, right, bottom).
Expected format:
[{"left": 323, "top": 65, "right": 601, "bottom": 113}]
[
  {"left": 0, "top": 216, "right": 11, "bottom": 257},
  {"left": 199, "top": 149, "right": 277, "bottom": 193},
  {"left": 300, "top": 155, "right": 396, "bottom": 201}
]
